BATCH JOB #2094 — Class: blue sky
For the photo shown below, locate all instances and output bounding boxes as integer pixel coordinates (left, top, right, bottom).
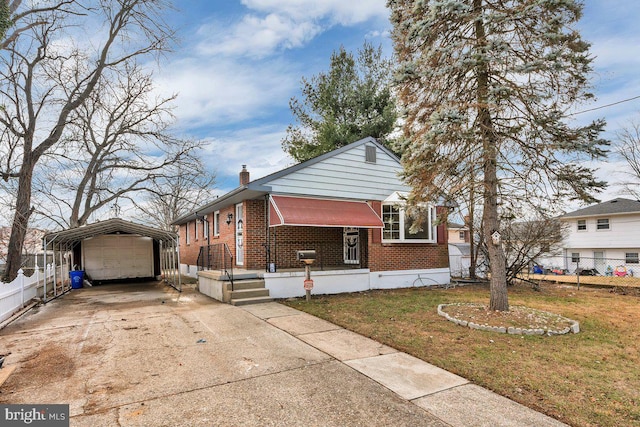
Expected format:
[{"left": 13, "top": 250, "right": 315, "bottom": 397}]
[{"left": 157, "top": 0, "right": 640, "bottom": 203}]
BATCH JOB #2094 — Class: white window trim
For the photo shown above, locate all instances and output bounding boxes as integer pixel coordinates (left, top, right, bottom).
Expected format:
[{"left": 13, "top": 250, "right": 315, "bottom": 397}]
[
  {"left": 626, "top": 252, "right": 639, "bottom": 264},
  {"left": 195, "top": 219, "right": 199, "bottom": 240},
  {"left": 577, "top": 219, "right": 587, "bottom": 232},
  {"left": 203, "top": 217, "right": 209, "bottom": 240},
  {"left": 381, "top": 203, "right": 437, "bottom": 244},
  {"left": 214, "top": 211, "right": 220, "bottom": 236},
  {"left": 596, "top": 218, "right": 610, "bottom": 231},
  {"left": 185, "top": 223, "right": 191, "bottom": 245}
]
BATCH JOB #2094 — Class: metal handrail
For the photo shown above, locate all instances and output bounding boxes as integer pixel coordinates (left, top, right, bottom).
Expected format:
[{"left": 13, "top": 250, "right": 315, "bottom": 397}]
[
  {"left": 197, "top": 243, "right": 234, "bottom": 290},
  {"left": 223, "top": 243, "right": 234, "bottom": 291}
]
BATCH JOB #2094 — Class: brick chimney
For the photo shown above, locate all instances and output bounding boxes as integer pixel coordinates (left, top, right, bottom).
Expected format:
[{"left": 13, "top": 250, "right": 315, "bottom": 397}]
[{"left": 239, "top": 165, "right": 250, "bottom": 186}]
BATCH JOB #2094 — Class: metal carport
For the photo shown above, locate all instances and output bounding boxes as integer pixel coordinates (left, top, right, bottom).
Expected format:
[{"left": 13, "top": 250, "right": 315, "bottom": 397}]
[{"left": 42, "top": 218, "right": 181, "bottom": 300}]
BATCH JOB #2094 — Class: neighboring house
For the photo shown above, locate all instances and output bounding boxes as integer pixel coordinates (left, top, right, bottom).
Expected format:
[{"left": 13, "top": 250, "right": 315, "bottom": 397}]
[
  {"left": 447, "top": 222, "right": 471, "bottom": 278},
  {"left": 173, "top": 137, "right": 451, "bottom": 299},
  {"left": 447, "top": 222, "right": 470, "bottom": 244},
  {"left": 0, "top": 227, "right": 47, "bottom": 270},
  {"left": 544, "top": 198, "right": 640, "bottom": 274}
]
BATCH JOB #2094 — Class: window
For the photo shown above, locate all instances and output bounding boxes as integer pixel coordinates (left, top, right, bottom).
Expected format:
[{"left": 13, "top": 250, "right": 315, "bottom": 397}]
[
  {"left": 382, "top": 205, "right": 400, "bottom": 240},
  {"left": 459, "top": 230, "right": 465, "bottom": 240},
  {"left": 596, "top": 218, "right": 610, "bottom": 230},
  {"left": 571, "top": 252, "right": 580, "bottom": 263},
  {"left": 214, "top": 211, "right": 220, "bottom": 236},
  {"left": 577, "top": 220, "right": 586, "bottom": 231},
  {"left": 185, "top": 223, "right": 190, "bottom": 245},
  {"left": 203, "top": 218, "right": 209, "bottom": 240},
  {"left": 382, "top": 204, "right": 436, "bottom": 243},
  {"left": 626, "top": 253, "right": 639, "bottom": 264},
  {"left": 195, "top": 219, "right": 199, "bottom": 240}
]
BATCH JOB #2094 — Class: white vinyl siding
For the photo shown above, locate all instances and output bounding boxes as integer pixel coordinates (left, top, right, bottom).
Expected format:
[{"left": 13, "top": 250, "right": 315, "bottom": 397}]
[
  {"left": 562, "top": 215, "right": 639, "bottom": 250},
  {"left": 265, "top": 144, "right": 410, "bottom": 201}
]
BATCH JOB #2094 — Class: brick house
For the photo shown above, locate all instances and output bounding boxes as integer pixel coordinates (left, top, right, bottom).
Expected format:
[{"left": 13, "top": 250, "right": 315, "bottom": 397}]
[{"left": 173, "top": 137, "right": 450, "bottom": 299}]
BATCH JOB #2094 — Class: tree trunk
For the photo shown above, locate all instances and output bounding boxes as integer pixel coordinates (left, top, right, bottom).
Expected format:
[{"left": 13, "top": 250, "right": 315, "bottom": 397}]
[
  {"left": 474, "top": 0, "right": 508, "bottom": 311},
  {"left": 2, "top": 161, "right": 34, "bottom": 282}
]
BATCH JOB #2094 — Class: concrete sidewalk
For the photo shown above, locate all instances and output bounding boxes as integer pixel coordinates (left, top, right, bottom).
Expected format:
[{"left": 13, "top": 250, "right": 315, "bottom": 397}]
[
  {"left": 243, "top": 302, "right": 568, "bottom": 427},
  {"left": 0, "top": 283, "right": 567, "bottom": 426}
]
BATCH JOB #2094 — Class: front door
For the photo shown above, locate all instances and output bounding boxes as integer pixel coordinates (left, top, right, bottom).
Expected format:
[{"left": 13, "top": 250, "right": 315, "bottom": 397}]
[
  {"left": 343, "top": 227, "right": 359, "bottom": 265},
  {"left": 235, "top": 203, "right": 244, "bottom": 266},
  {"left": 594, "top": 251, "right": 605, "bottom": 275}
]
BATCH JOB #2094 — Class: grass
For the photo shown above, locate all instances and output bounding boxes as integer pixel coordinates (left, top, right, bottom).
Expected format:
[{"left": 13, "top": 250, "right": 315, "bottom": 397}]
[{"left": 282, "top": 282, "right": 640, "bottom": 427}]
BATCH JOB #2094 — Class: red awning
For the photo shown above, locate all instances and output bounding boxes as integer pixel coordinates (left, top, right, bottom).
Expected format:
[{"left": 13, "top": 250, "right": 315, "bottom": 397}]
[{"left": 269, "top": 195, "right": 384, "bottom": 228}]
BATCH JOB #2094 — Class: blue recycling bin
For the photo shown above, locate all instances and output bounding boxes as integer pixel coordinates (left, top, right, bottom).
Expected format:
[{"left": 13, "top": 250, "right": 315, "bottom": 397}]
[{"left": 70, "top": 270, "right": 84, "bottom": 289}]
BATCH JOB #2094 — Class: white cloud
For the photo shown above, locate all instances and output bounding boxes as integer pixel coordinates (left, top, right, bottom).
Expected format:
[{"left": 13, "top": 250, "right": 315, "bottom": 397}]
[
  {"left": 195, "top": 0, "right": 389, "bottom": 58},
  {"left": 201, "top": 126, "right": 295, "bottom": 193},
  {"left": 241, "top": 0, "right": 388, "bottom": 26},
  {"left": 154, "top": 56, "right": 298, "bottom": 128},
  {"left": 196, "top": 15, "right": 321, "bottom": 59}
]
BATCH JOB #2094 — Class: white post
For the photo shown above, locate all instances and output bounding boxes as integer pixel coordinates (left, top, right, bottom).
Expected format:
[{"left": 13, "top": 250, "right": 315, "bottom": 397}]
[
  {"left": 59, "top": 250, "right": 64, "bottom": 293},
  {"left": 53, "top": 246, "right": 57, "bottom": 297},
  {"left": 18, "top": 268, "right": 25, "bottom": 308},
  {"left": 34, "top": 254, "right": 40, "bottom": 298}
]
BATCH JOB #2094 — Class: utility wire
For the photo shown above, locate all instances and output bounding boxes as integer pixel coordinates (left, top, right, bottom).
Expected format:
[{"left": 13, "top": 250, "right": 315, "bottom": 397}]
[{"left": 569, "top": 95, "right": 640, "bottom": 116}]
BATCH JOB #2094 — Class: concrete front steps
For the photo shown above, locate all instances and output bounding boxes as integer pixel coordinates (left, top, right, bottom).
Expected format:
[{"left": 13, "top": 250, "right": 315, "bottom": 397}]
[{"left": 229, "top": 279, "right": 272, "bottom": 306}]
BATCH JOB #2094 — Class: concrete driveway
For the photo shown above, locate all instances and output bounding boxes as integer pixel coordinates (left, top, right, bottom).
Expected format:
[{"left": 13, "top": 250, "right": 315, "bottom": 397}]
[{"left": 0, "top": 282, "right": 566, "bottom": 426}]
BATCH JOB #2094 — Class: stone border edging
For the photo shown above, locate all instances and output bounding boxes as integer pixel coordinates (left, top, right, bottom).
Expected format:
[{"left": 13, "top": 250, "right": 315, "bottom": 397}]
[{"left": 437, "top": 303, "right": 580, "bottom": 335}]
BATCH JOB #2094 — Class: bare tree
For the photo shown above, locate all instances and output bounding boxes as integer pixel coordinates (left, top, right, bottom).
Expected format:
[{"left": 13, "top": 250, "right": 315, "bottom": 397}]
[
  {"left": 134, "top": 170, "right": 216, "bottom": 232},
  {"left": 0, "top": 0, "right": 174, "bottom": 282},
  {"left": 34, "top": 63, "right": 207, "bottom": 228},
  {"left": 489, "top": 217, "right": 567, "bottom": 286},
  {"left": 616, "top": 121, "right": 640, "bottom": 199},
  {"left": 0, "top": 0, "right": 75, "bottom": 50}
]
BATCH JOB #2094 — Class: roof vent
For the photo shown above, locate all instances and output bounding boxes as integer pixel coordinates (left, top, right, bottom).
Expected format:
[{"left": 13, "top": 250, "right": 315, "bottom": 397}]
[{"left": 365, "top": 145, "right": 376, "bottom": 163}]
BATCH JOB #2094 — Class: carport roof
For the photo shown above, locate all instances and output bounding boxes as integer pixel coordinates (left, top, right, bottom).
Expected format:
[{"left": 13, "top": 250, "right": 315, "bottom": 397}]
[{"left": 43, "top": 218, "right": 177, "bottom": 248}]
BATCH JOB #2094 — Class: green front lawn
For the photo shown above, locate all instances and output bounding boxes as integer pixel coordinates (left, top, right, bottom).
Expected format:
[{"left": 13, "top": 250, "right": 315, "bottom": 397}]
[{"left": 283, "top": 283, "right": 640, "bottom": 427}]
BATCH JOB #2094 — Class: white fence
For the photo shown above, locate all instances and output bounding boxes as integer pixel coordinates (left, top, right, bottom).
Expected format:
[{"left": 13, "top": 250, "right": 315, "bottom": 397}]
[{"left": 0, "top": 263, "right": 70, "bottom": 324}]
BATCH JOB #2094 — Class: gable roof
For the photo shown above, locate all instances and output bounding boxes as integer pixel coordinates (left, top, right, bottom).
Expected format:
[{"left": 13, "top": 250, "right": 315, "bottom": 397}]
[
  {"left": 43, "top": 218, "right": 177, "bottom": 248},
  {"left": 561, "top": 198, "right": 640, "bottom": 219},
  {"left": 173, "top": 137, "right": 404, "bottom": 225}
]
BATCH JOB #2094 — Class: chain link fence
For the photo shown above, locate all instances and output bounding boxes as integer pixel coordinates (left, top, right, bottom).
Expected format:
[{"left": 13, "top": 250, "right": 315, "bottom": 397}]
[{"left": 522, "top": 255, "right": 640, "bottom": 288}]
